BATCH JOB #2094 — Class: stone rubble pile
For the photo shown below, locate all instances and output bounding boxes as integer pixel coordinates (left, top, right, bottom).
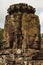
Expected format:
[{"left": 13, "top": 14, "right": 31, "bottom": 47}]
[{"left": 0, "top": 49, "right": 39, "bottom": 65}]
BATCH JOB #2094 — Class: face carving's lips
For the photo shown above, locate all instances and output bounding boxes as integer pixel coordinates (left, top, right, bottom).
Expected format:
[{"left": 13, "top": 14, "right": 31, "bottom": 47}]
[
  {"left": 28, "top": 42, "right": 39, "bottom": 49},
  {"left": 33, "top": 42, "right": 38, "bottom": 49}
]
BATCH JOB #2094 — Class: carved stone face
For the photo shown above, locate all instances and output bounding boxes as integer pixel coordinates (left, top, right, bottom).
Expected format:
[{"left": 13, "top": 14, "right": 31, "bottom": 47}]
[
  {"left": 22, "top": 13, "right": 40, "bottom": 49},
  {"left": 28, "top": 28, "right": 40, "bottom": 49}
]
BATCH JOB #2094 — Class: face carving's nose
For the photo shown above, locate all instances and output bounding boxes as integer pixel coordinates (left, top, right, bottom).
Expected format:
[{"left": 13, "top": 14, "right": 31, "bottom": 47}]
[{"left": 35, "top": 36, "right": 39, "bottom": 42}]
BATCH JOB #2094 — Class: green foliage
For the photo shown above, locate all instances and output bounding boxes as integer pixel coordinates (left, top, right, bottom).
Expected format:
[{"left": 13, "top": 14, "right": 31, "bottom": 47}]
[
  {"left": 41, "top": 33, "right": 43, "bottom": 38},
  {"left": 0, "top": 28, "right": 4, "bottom": 47}
]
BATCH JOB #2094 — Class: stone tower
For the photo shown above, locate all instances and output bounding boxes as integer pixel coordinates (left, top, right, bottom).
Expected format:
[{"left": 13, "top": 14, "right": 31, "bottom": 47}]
[
  {"left": 0, "top": 3, "right": 41, "bottom": 65},
  {"left": 3, "top": 3, "right": 41, "bottom": 50}
]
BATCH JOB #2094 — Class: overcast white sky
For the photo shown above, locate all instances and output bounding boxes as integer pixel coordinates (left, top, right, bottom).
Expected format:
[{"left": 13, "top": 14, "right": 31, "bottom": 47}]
[{"left": 0, "top": 0, "right": 43, "bottom": 33}]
